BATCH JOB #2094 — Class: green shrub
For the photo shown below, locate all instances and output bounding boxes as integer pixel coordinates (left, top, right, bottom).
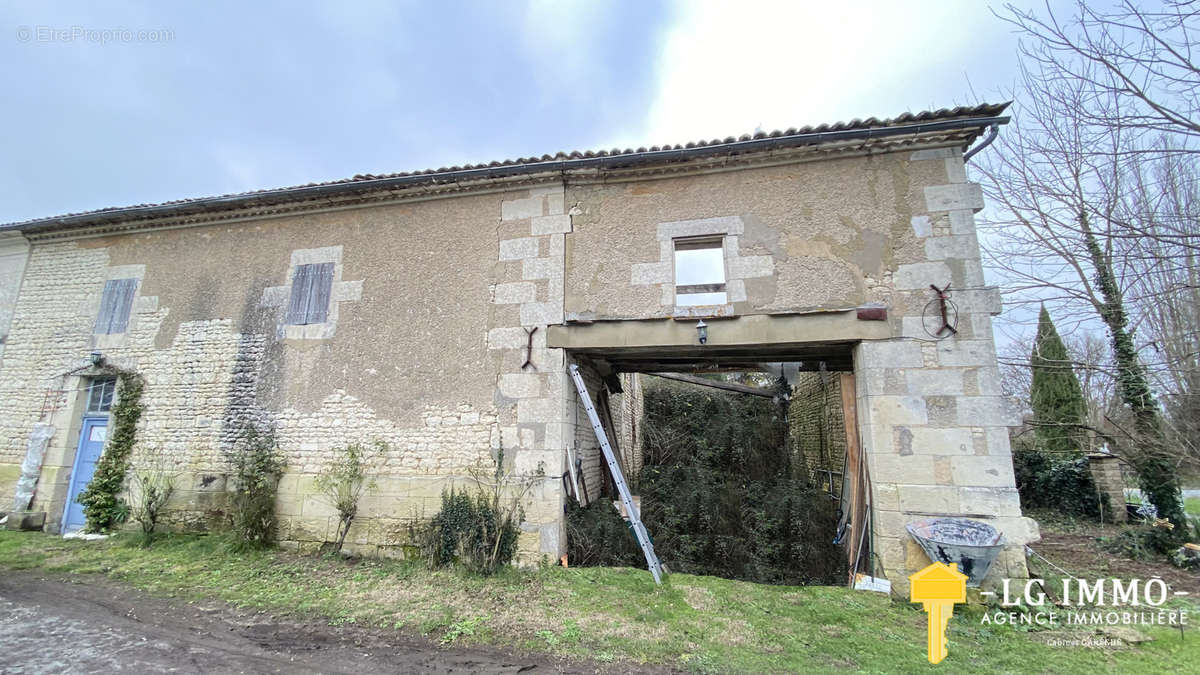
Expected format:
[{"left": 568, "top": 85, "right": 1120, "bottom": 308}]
[
  {"left": 565, "top": 498, "right": 643, "bottom": 567},
  {"left": 416, "top": 488, "right": 520, "bottom": 575},
  {"left": 1170, "top": 545, "right": 1200, "bottom": 571},
  {"left": 1011, "top": 444, "right": 1105, "bottom": 519},
  {"left": 314, "top": 441, "right": 383, "bottom": 553},
  {"left": 128, "top": 445, "right": 177, "bottom": 546},
  {"left": 77, "top": 373, "right": 144, "bottom": 533},
  {"left": 413, "top": 451, "right": 528, "bottom": 575},
  {"left": 643, "top": 378, "right": 790, "bottom": 478},
  {"left": 225, "top": 426, "right": 287, "bottom": 550}
]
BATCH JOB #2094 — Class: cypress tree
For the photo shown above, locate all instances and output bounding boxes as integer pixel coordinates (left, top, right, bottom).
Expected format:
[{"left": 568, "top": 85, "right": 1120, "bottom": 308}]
[{"left": 1030, "top": 305, "right": 1089, "bottom": 458}]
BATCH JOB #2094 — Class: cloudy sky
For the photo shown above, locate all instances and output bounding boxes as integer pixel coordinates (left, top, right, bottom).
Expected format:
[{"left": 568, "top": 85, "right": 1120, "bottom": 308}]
[{"left": 1, "top": 0, "right": 1060, "bottom": 224}]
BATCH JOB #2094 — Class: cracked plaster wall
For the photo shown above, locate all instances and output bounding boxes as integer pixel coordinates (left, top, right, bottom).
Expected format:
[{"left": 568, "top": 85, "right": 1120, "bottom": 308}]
[
  {"left": 561, "top": 148, "right": 1035, "bottom": 592},
  {"left": 0, "top": 144, "right": 1034, "bottom": 581}
]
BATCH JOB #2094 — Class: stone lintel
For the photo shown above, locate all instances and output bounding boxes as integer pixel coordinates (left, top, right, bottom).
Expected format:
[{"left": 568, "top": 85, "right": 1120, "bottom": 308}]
[{"left": 547, "top": 310, "right": 890, "bottom": 351}]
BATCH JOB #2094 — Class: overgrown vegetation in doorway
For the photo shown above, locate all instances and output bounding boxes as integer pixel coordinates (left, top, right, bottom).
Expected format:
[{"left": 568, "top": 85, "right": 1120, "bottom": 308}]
[
  {"left": 639, "top": 378, "right": 846, "bottom": 585},
  {"left": 78, "top": 372, "right": 145, "bottom": 533},
  {"left": 565, "top": 497, "right": 642, "bottom": 567}
]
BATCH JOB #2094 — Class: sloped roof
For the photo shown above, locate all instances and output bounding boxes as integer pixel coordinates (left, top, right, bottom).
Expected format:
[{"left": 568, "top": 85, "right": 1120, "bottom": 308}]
[{"left": 4, "top": 103, "right": 1009, "bottom": 233}]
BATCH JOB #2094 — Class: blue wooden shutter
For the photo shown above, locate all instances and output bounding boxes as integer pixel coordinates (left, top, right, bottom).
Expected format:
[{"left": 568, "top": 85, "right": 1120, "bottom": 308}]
[
  {"left": 286, "top": 264, "right": 313, "bottom": 325},
  {"left": 307, "top": 262, "right": 334, "bottom": 324}
]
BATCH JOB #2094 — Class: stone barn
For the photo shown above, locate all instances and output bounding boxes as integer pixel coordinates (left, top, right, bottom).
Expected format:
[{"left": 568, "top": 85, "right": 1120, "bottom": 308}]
[{"left": 0, "top": 104, "right": 1038, "bottom": 593}]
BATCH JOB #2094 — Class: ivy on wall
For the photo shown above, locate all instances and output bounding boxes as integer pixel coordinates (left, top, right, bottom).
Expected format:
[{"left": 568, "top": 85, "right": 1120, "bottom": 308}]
[{"left": 77, "top": 372, "right": 145, "bottom": 532}]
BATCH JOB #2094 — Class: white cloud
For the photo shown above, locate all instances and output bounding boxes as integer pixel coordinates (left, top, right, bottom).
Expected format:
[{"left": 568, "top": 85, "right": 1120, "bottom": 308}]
[
  {"left": 627, "top": 0, "right": 1008, "bottom": 147},
  {"left": 521, "top": 0, "right": 611, "bottom": 92}
]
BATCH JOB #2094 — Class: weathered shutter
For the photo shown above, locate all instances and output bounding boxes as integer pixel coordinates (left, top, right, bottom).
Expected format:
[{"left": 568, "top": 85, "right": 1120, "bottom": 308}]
[
  {"left": 94, "top": 281, "right": 120, "bottom": 333},
  {"left": 107, "top": 279, "right": 137, "bottom": 333},
  {"left": 95, "top": 278, "right": 137, "bottom": 334},
  {"left": 306, "top": 262, "right": 334, "bottom": 324},
  {"left": 285, "top": 264, "right": 313, "bottom": 325}
]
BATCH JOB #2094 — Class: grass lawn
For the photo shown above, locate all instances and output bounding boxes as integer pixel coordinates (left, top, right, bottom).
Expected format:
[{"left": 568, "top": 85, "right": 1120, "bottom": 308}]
[{"left": 1, "top": 529, "right": 1196, "bottom": 673}]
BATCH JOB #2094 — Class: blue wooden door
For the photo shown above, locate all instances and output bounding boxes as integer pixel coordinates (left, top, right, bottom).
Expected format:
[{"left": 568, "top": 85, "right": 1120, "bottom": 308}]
[{"left": 63, "top": 417, "right": 108, "bottom": 531}]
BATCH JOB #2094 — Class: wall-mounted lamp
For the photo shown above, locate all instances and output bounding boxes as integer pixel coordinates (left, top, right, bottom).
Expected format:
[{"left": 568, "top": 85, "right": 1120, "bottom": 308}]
[
  {"left": 695, "top": 320, "right": 708, "bottom": 345},
  {"left": 90, "top": 351, "right": 104, "bottom": 367}
]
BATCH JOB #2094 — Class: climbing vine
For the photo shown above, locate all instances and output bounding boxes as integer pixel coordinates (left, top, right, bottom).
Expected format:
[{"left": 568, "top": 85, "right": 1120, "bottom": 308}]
[
  {"left": 1081, "top": 213, "right": 1186, "bottom": 548},
  {"left": 77, "top": 372, "right": 145, "bottom": 533},
  {"left": 225, "top": 425, "right": 287, "bottom": 550}
]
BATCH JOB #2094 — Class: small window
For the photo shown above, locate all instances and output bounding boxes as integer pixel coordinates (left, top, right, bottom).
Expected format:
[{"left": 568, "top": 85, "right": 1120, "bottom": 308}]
[
  {"left": 674, "top": 237, "right": 727, "bottom": 306},
  {"left": 286, "top": 262, "right": 335, "bottom": 325},
  {"left": 86, "top": 377, "right": 116, "bottom": 414},
  {"left": 95, "top": 278, "right": 137, "bottom": 334}
]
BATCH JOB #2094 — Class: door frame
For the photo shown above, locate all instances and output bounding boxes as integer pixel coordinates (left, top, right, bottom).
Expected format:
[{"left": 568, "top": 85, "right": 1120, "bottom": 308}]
[
  {"left": 840, "top": 372, "right": 868, "bottom": 584},
  {"left": 61, "top": 416, "right": 109, "bottom": 532}
]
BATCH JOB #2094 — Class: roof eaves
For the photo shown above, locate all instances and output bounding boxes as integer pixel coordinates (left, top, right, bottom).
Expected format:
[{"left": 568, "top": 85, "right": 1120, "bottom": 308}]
[{"left": 3, "top": 103, "right": 1010, "bottom": 233}]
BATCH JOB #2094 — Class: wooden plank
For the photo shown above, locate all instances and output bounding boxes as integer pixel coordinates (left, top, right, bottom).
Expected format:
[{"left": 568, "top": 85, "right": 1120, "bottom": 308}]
[
  {"left": 673, "top": 237, "right": 723, "bottom": 251},
  {"left": 611, "top": 359, "right": 855, "bottom": 373},
  {"left": 308, "top": 262, "right": 335, "bottom": 324},
  {"left": 286, "top": 264, "right": 313, "bottom": 325},
  {"left": 94, "top": 280, "right": 120, "bottom": 334},
  {"left": 649, "top": 372, "right": 777, "bottom": 398},
  {"left": 675, "top": 283, "right": 726, "bottom": 295},
  {"left": 841, "top": 372, "right": 867, "bottom": 584},
  {"left": 108, "top": 278, "right": 137, "bottom": 334}
]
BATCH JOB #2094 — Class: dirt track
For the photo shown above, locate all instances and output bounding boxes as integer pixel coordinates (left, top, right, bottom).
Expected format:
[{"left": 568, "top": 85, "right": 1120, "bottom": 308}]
[{"left": 0, "top": 573, "right": 641, "bottom": 674}]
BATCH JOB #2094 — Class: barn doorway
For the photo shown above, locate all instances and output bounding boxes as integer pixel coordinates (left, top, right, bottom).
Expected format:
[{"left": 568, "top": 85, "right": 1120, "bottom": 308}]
[{"left": 564, "top": 342, "right": 870, "bottom": 587}]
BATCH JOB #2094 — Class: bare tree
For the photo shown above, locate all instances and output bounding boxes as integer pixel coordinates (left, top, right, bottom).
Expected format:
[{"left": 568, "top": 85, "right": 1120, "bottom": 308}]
[
  {"left": 1123, "top": 152, "right": 1200, "bottom": 473},
  {"left": 978, "top": 1, "right": 1198, "bottom": 540},
  {"left": 1002, "top": 1, "right": 1199, "bottom": 150}
]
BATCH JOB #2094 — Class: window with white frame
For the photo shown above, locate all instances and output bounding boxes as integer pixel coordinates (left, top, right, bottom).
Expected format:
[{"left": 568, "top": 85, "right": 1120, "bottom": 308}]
[
  {"left": 94, "top": 278, "right": 138, "bottom": 334},
  {"left": 285, "top": 262, "right": 335, "bottom": 325},
  {"left": 673, "top": 237, "right": 727, "bottom": 306},
  {"left": 86, "top": 377, "right": 116, "bottom": 414}
]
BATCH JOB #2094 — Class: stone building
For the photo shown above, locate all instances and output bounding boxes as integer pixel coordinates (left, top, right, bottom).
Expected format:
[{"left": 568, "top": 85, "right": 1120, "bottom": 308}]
[{"left": 0, "top": 104, "right": 1037, "bottom": 593}]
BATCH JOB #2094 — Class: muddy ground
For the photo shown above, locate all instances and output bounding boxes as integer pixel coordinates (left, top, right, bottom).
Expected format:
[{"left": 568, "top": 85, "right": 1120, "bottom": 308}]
[
  {"left": 1034, "top": 528, "right": 1200, "bottom": 598},
  {"left": 0, "top": 573, "right": 656, "bottom": 674}
]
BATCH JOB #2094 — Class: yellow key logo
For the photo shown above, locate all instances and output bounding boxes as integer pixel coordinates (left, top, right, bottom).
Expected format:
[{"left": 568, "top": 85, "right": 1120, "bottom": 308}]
[{"left": 909, "top": 562, "right": 967, "bottom": 664}]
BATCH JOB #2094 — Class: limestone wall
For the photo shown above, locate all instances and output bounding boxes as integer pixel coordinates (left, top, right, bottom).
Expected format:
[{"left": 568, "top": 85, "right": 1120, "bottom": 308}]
[
  {"left": 559, "top": 146, "right": 1036, "bottom": 591},
  {"left": 0, "top": 140, "right": 1034, "bottom": 585},
  {"left": 1088, "top": 454, "right": 1128, "bottom": 524},
  {"left": 0, "top": 232, "right": 29, "bottom": 357},
  {"left": 612, "top": 373, "right": 644, "bottom": 488},
  {"left": 0, "top": 232, "right": 30, "bottom": 497},
  {"left": 852, "top": 148, "right": 1036, "bottom": 593},
  {"left": 0, "top": 190, "right": 568, "bottom": 558},
  {"left": 563, "top": 156, "right": 901, "bottom": 320},
  {"left": 789, "top": 372, "right": 846, "bottom": 493}
]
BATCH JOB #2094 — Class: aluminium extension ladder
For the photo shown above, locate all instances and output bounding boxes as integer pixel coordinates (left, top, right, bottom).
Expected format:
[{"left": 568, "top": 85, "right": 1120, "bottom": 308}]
[{"left": 567, "top": 364, "right": 664, "bottom": 584}]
